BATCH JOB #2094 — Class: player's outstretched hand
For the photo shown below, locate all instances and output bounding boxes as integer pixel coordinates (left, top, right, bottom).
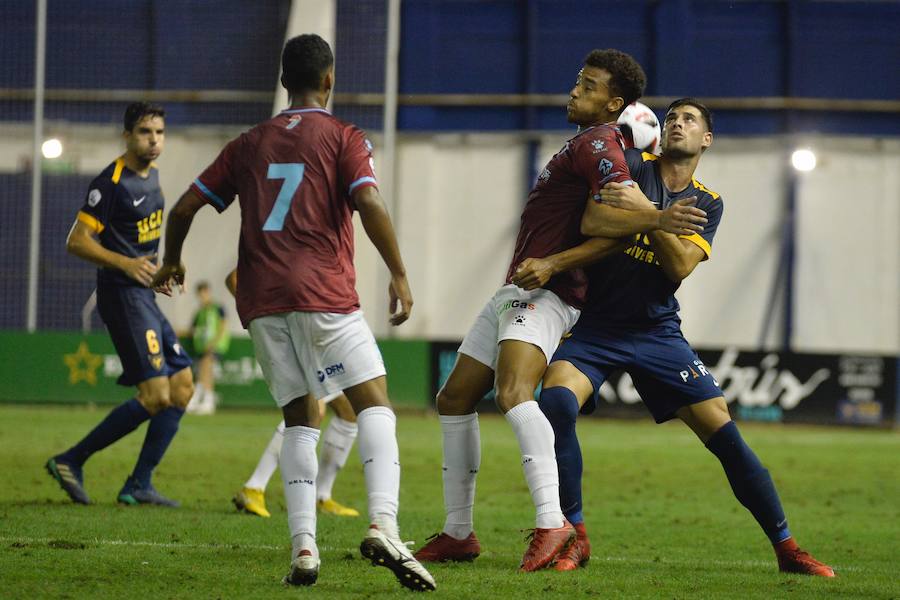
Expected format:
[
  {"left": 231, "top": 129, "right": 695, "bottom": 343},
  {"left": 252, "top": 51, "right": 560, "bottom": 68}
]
[
  {"left": 511, "top": 257, "right": 555, "bottom": 290},
  {"left": 659, "top": 197, "right": 707, "bottom": 236},
  {"left": 599, "top": 181, "right": 655, "bottom": 210},
  {"left": 151, "top": 261, "right": 186, "bottom": 296},
  {"left": 123, "top": 253, "right": 159, "bottom": 288},
  {"left": 388, "top": 273, "right": 413, "bottom": 326}
]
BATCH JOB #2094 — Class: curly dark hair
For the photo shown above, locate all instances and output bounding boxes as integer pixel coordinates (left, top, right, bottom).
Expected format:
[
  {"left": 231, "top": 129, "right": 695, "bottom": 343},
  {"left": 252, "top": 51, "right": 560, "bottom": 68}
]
[
  {"left": 123, "top": 102, "right": 165, "bottom": 132},
  {"left": 666, "top": 97, "right": 713, "bottom": 132},
  {"left": 583, "top": 49, "right": 646, "bottom": 108},
  {"left": 281, "top": 34, "right": 334, "bottom": 93}
]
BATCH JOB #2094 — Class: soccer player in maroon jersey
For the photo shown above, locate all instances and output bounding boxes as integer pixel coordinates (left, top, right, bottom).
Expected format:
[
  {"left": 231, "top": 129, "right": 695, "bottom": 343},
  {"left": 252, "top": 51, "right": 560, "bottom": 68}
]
[
  {"left": 414, "top": 50, "right": 706, "bottom": 571},
  {"left": 152, "top": 34, "right": 435, "bottom": 591}
]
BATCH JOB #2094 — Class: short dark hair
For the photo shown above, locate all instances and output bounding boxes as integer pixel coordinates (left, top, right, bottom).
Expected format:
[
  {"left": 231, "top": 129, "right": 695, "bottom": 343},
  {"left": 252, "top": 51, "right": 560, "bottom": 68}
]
[
  {"left": 123, "top": 102, "right": 165, "bottom": 132},
  {"left": 281, "top": 34, "right": 334, "bottom": 93},
  {"left": 196, "top": 281, "right": 210, "bottom": 293},
  {"left": 583, "top": 49, "right": 646, "bottom": 108},
  {"left": 666, "top": 97, "right": 713, "bottom": 132}
]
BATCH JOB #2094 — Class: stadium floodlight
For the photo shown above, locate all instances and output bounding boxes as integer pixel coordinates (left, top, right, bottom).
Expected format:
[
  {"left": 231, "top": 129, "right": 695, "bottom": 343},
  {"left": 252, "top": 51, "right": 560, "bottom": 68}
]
[
  {"left": 41, "top": 138, "right": 63, "bottom": 159},
  {"left": 791, "top": 148, "right": 816, "bottom": 172}
]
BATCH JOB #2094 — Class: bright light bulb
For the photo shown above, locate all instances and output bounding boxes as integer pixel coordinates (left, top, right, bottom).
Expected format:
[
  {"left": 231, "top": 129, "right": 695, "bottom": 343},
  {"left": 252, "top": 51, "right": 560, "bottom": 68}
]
[
  {"left": 42, "top": 138, "right": 63, "bottom": 159},
  {"left": 791, "top": 148, "right": 816, "bottom": 172}
]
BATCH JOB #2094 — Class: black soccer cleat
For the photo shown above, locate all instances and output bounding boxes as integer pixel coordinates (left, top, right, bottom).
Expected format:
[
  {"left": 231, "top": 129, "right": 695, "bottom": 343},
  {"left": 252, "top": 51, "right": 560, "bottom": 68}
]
[{"left": 45, "top": 457, "right": 91, "bottom": 505}]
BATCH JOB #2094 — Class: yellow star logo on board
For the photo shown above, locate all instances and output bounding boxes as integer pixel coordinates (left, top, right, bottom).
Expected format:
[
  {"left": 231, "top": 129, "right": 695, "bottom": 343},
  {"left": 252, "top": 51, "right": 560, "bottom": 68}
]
[{"left": 63, "top": 341, "right": 103, "bottom": 386}]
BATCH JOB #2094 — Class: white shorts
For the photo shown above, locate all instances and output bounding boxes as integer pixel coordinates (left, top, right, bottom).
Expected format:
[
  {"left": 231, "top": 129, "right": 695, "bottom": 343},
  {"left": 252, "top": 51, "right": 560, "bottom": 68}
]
[
  {"left": 457, "top": 284, "right": 581, "bottom": 370},
  {"left": 248, "top": 310, "right": 385, "bottom": 408}
]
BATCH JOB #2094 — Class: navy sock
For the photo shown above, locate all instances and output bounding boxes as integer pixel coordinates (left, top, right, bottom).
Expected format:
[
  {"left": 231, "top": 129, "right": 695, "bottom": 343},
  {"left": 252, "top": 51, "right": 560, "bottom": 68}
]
[
  {"left": 61, "top": 398, "right": 150, "bottom": 465},
  {"left": 705, "top": 421, "right": 791, "bottom": 544},
  {"left": 539, "top": 386, "right": 584, "bottom": 525},
  {"left": 131, "top": 406, "right": 185, "bottom": 488}
]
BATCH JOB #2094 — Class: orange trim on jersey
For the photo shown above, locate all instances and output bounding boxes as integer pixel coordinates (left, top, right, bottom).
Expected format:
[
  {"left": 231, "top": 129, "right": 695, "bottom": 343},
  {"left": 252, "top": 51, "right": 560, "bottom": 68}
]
[
  {"left": 111, "top": 157, "right": 125, "bottom": 184},
  {"left": 77, "top": 210, "right": 104, "bottom": 234},
  {"left": 641, "top": 151, "right": 659, "bottom": 162},
  {"left": 692, "top": 178, "right": 720, "bottom": 200},
  {"left": 680, "top": 232, "right": 711, "bottom": 258}
]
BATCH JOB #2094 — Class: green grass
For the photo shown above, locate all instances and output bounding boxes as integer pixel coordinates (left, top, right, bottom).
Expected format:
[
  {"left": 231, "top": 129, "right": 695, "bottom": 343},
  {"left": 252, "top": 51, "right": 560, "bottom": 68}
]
[{"left": 1, "top": 404, "right": 897, "bottom": 599}]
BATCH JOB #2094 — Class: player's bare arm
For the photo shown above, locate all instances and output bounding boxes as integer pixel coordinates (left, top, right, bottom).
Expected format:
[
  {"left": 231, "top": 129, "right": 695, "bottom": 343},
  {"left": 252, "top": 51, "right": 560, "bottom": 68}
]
[
  {"left": 647, "top": 229, "right": 707, "bottom": 282},
  {"left": 352, "top": 185, "right": 413, "bottom": 326},
  {"left": 581, "top": 184, "right": 707, "bottom": 238},
  {"left": 511, "top": 237, "right": 625, "bottom": 291},
  {"left": 66, "top": 220, "right": 158, "bottom": 287},
  {"left": 151, "top": 188, "right": 207, "bottom": 291}
]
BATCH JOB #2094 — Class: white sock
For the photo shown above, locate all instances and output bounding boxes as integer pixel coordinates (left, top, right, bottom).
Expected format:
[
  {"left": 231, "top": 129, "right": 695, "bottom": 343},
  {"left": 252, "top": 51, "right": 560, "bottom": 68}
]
[
  {"left": 504, "top": 401, "right": 564, "bottom": 529},
  {"left": 281, "top": 425, "right": 320, "bottom": 558},
  {"left": 439, "top": 413, "right": 481, "bottom": 539},
  {"left": 356, "top": 406, "right": 400, "bottom": 531},
  {"left": 317, "top": 417, "right": 358, "bottom": 501},
  {"left": 245, "top": 421, "right": 285, "bottom": 490}
]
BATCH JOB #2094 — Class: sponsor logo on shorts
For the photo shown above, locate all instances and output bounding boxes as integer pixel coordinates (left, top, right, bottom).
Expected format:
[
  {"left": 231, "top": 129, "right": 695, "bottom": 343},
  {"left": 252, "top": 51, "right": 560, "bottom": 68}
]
[
  {"left": 513, "top": 315, "right": 527, "bottom": 326},
  {"left": 679, "top": 359, "right": 711, "bottom": 383},
  {"left": 87, "top": 189, "right": 102, "bottom": 207},
  {"left": 317, "top": 362, "right": 345, "bottom": 382},
  {"left": 149, "top": 354, "right": 163, "bottom": 371}
]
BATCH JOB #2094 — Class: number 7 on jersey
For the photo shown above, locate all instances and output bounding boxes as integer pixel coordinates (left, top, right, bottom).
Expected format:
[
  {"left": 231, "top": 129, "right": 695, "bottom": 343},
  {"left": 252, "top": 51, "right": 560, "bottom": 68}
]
[{"left": 262, "top": 163, "right": 305, "bottom": 231}]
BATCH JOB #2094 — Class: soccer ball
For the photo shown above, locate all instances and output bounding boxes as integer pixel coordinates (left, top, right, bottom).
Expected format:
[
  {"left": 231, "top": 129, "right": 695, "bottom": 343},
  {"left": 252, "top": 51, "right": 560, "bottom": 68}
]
[{"left": 617, "top": 101, "right": 661, "bottom": 155}]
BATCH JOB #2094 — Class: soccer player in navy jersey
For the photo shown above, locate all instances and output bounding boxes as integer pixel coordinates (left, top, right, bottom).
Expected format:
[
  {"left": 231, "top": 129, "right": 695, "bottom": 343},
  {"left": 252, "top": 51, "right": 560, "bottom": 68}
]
[
  {"left": 540, "top": 98, "right": 834, "bottom": 577},
  {"left": 46, "top": 102, "right": 194, "bottom": 507},
  {"left": 413, "top": 51, "right": 706, "bottom": 571},
  {"left": 151, "top": 34, "right": 435, "bottom": 591}
]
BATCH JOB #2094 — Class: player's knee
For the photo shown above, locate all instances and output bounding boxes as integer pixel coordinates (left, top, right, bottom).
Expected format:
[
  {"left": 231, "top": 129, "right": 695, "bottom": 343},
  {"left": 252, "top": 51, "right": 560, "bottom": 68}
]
[
  {"left": 494, "top": 382, "right": 533, "bottom": 413},
  {"left": 139, "top": 389, "right": 171, "bottom": 415},
  {"left": 436, "top": 384, "right": 476, "bottom": 415},
  {"left": 539, "top": 386, "right": 580, "bottom": 431},
  {"left": 170, "top": 381, "right": 194, "bottom": 410}
]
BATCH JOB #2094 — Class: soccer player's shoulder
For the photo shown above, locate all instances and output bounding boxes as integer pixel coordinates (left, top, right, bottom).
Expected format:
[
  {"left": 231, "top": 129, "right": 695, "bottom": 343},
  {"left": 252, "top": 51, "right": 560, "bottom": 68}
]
[{"left": 691, "top": 177, "right": 722, "bottom": 203}]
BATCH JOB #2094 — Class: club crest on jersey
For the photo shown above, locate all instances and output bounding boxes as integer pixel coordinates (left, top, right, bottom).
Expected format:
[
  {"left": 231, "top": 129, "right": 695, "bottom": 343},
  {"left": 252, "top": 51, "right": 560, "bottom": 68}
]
[
  {"left": 679, "top": 359, "right": 711, "bottom": 383},
  {"left": 538, "top": 167, "right": 551, "bottom": 182},
  {"left": 87, "top": 189, "right": 102, "bottom": 207},
  {"left": 598, "top": 158, "right": 613, "bottom": 176},
  {"left": 591, "top": 139, "right": 607, "bottom": 153}
]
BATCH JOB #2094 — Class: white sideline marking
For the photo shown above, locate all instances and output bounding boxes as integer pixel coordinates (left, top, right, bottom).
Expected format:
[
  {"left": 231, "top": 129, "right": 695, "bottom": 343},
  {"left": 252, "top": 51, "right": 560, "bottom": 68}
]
[{"left": 2, "top": 536, "right": 856, "bottom": 572}]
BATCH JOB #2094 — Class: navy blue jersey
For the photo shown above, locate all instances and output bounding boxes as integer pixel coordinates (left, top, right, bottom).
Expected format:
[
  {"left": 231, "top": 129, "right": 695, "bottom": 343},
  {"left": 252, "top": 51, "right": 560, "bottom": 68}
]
[
  {"left": 76, "top": 157, "right": 165, "bottom": 287},
  {"left": 578, "top": 149, "right": 724, "bottom": 329}
]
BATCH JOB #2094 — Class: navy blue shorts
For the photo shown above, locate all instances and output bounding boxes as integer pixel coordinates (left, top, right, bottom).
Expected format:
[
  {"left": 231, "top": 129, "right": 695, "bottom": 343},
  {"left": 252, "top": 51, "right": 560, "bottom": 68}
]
[
  {"left": 551, "top": 323, "right": 723, "bottom": 423},
  {"left": 97, "top": 284, "right": 192, "bottom": 387}
]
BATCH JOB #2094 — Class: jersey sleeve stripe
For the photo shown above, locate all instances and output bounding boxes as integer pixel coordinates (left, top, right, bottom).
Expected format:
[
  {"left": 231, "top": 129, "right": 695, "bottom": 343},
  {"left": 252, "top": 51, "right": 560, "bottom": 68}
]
[
  {"left": 77, "top": 210, "right": 104, "bottom": 233},
  {"left": 111, "top": 158, "right": 125, "bottom": 184},
  {"left": 679, "top": 232, "right": 711, "bottom": 257},
  {"left": 193, "top": 178, "right": 226, "bottom": 210},
  {"left": 348, "top": 176, "right": 377, "bottom": 195}
]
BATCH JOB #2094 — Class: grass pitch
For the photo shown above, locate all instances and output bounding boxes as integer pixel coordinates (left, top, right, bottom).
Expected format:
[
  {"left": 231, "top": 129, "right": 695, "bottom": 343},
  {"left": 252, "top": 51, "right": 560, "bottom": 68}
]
[{"left": 1, "top": 404, "right": 897, "bottom": 599}]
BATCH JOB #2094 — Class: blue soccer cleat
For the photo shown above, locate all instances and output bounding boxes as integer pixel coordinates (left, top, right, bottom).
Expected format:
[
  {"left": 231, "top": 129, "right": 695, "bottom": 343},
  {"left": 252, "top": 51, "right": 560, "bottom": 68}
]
[
  {"left": 45, "top": 456, "right": 91, "bottom": 505},
  {"left": 117, "top": 476, "right": 180, "bottom": 507}
]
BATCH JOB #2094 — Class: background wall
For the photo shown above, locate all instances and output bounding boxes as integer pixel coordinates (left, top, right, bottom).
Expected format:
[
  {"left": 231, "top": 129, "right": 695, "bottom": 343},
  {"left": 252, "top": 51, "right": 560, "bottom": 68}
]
[{"left": 1, "top": 0, "right": 898, "bottom": 356}]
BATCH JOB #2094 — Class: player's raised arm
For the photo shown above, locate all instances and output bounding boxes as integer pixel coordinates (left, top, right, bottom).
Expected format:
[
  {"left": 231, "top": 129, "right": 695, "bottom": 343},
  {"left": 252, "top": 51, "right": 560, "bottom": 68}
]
[
  {"left": 581, "top": 182, "right": 707, "bottom": 238},
  {"left": 352, "top": 185, "right": 413, "bottom": 325},
  {"left": 152, "top": 188, "right": 208, "bottom": 290}
]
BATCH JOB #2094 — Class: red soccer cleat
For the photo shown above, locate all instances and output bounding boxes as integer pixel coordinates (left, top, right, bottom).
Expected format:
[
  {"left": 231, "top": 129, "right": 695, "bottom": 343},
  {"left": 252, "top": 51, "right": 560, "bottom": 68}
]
[
  {"left": 775, "top": 538, "right": 835, "bottom": 577},
  {"left": 414, "top": 531, "right": 481, "bottom": 562},
  {"left": 553, "top": 522, "right": 591, "bottom": 571},
  {"left": 520, "top": 519, "right": 576, "bottom": 572}
]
